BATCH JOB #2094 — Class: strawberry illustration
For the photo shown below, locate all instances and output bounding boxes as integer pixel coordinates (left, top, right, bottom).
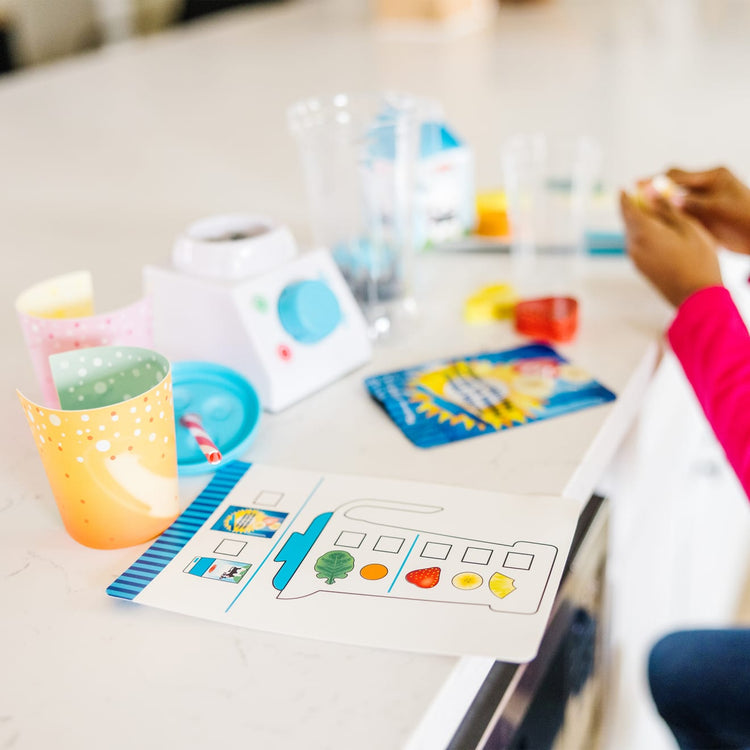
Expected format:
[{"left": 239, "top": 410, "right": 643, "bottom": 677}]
[{"left": 405, "top": 567, "right": 441, "bottom": 588}]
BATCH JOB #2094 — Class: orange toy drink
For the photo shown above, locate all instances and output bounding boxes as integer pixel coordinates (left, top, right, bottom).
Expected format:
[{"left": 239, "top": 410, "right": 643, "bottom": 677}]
[{"left": 18, "top": 346, "right": 179, "bottom": 549}]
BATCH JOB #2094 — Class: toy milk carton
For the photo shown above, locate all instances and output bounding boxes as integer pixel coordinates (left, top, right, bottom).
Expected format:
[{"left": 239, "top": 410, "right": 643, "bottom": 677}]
[
  {"left": 417, "top": 121, "right": 476, "bottom": 247},
  {"left": 364, "top": 119, "right": 476, "bottom": 251}
]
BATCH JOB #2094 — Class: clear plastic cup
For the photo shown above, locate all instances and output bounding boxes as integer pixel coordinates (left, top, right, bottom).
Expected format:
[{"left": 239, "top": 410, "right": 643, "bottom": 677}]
[
  {"left": 501, "top": 134, "right": 601, "bottom": 261},
  {"left": 288, "top": 92, "right": 433, "bottom": 338}
]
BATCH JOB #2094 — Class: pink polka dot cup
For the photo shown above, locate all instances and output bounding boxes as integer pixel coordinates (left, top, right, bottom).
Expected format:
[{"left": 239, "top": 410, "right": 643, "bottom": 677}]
[
  {"left": 17, "top": 346, "right": 179, "bottom": 549},
  {"left": 16, "top": 271, "right": 153, "bottom": 408}
]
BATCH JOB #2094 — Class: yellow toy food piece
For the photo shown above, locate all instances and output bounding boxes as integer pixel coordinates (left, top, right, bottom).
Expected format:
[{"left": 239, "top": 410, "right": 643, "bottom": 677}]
[
  {"left": 475, "top": 190, "right": 510, "bottom": 237},
  {"left": 464, "top": 283, "right": 519, "bottom": 324},
  {"left": 452, "top": 571, "right": 483, "bottom": 590},
  {"left": 488, "top": 571, "right": 516, "bottom": 599}
]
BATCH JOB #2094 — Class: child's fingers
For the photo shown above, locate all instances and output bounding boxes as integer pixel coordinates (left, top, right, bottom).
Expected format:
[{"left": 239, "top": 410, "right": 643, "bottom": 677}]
[
  {"left": 653, "top": 195, "right": 708, "bottom": 241},
  {"left": 650, "top": 194, "right": 682, "bottom": 226},
  {"left": 620, "top": 188, "right": 655, "bottom": 216},
  {"left": 677, "top": 192, "right": 725, "bottom": 223},
  {"left": 666, "top": 166, "right": 725, "bottom": 191},
  {"left": 666, "top": 168, "right": 703, "bottom": 186},
  {"left": 678, "top": 191, "right": 706, "bottom": 213},
  {"left": 620, "top": 191, "right": 663, "bottom": 266},
  {"left": 619, "top": 189, "right": 635, "bottom": 216},
  {"left": 620, "top": 189, "right": 664, "bottom": 238},
  {"left": 619, "top": 189, "right": 637, "bottom": 223},
  {"left": 620, "top": 190, "right": 648, "bottom": 232},
  {"left": 619, "top": 192, "right": 641, "bottom": 253},
  {"left": 652, "top": 193, "right": 719, "bottom": 249}
]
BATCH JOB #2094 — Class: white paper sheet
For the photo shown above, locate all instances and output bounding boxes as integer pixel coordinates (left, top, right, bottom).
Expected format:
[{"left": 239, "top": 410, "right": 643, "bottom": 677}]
[{"left": 108, "top": 461, "right": 579, "bottom": 662}]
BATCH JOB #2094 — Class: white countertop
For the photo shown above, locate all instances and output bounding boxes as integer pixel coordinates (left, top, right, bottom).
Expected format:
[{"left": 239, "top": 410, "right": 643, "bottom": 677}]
[
  {"left": 5, "top": 0, "right": 747, "bottom": 747},
  {"left": 1, "top": 254, "right": 667, "bottom": 750}
]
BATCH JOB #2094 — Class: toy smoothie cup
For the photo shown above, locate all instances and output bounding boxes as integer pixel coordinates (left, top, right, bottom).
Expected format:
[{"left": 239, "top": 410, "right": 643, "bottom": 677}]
[{"left": 18, "top": 345, "right": 179, "bottom": 549}]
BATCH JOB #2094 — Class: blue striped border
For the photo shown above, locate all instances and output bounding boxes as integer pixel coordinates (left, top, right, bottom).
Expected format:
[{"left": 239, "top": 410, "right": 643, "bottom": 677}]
[{"left": 106, "top": 460, "right": 251, "bottom": 601}]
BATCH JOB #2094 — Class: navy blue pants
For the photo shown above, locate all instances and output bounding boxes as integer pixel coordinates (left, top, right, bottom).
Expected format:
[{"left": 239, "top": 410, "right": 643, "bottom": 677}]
[{"left": 648, "top": 629, "right": 750, "bottom": 749}]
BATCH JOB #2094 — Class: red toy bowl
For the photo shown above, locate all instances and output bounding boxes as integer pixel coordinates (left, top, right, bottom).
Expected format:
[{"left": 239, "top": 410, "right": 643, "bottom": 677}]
[{"left": 514, "top": 296, "right": 579, "bottom": 343}]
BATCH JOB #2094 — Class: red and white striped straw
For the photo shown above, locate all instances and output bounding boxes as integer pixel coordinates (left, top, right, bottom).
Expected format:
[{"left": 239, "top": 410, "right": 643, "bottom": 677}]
[{"left": 179, "top": 412, "right": 222, "bottom": 465}]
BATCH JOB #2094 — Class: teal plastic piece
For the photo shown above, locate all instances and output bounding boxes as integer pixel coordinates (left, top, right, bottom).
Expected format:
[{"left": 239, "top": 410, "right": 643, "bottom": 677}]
[
  {"left": 172, "top": 361, "right": 261, "bottom": 476},
  {"left": 585, "top": 230, "right": 626, "bottom": 255},
  {"left": 277, "top": 279, "right": 342, "bottom": 344}
]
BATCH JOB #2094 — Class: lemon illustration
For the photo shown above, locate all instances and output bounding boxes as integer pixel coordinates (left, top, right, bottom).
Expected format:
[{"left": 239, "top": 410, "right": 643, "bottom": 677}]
[
  {"left": 488, "top": 572, "right": 516, "bottom": 599},
  {"left": 451, "top": 571, "right": 483, "bottom": 590}
]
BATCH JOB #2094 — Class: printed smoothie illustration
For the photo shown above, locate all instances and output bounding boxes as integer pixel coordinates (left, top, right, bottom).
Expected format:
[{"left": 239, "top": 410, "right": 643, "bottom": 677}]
[{"left": 272, "top": 499, "right": 558, "bottom": 614}]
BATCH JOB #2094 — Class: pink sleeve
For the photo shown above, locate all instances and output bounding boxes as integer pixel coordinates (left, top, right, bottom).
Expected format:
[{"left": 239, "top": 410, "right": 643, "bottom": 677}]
[{"left": 668, "top": 285, "right": 750, "bottom": 500}]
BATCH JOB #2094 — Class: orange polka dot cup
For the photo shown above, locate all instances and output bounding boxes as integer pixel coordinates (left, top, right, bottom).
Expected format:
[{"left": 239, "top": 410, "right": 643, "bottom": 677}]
[
  {"left": 16, "top": 271, "right": 152, "bottom": 408},
  {"left": 17, "top": 346, "right": 179, "bottom": 549}
]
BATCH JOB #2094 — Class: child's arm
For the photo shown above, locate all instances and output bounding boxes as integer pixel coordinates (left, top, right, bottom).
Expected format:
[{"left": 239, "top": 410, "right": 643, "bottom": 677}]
[
  {"left": 620, "top": 187, "right": 750, "bottom": 498},
  {"left": 669, "top": 286, "right": 750, "bottom": 499}
]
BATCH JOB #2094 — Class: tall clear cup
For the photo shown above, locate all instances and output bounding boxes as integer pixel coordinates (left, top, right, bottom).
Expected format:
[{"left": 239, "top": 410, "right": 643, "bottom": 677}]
[
  {"left": 288, "top": 92, "right": 430, "bottom": 338},
  {"left": 501, "top": 134, "right": 601, "bottom": 265}
]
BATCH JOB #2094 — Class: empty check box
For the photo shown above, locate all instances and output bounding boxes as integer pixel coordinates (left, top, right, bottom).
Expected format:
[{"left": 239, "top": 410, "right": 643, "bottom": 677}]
[
  {"left": 253, "top": 490, "right": 284, "bottom": 508},
  {"left": 214, "top": 539, "right": 247, "bottom": 557},
  {"left": 373, "top": 536, "right": 404, "bottom": 554},
  {"left": 335, "top": 531, "right": 366, "bottom": 549},
  {"left": 504, "top": 551, "right": 534, "bottom": 570},
  {"left": 462, "top": 546, "right": 492, "bottom": 565},
  {"left": 421, "top": 542, "right": 451, "bottom": 560}
]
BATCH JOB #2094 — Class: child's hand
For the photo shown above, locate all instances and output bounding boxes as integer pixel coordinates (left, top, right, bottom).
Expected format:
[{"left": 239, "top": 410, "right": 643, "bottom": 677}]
[
  {"left": 620, "top": 190, "right": 722, "bottom": 308},
  {"left": 666, "top": 166, "right": 750, "bottom": 255}
]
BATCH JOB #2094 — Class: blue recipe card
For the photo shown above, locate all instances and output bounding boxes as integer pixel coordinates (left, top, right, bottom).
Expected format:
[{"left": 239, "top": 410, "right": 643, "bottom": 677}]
[{"left": 365, "top": 344, "right": 616, "bottom": 449}]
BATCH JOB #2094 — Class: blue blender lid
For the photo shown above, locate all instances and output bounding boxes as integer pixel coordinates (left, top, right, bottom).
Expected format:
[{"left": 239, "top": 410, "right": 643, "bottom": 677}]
[{"left": 172, "top": 361, "right": 261, "bottom": 475}]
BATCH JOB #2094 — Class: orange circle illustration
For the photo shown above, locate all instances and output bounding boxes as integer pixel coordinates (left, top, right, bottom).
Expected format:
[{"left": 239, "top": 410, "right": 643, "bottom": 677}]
[{"left": 360, "top": 563, "right": 388, "bottom": 581}]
